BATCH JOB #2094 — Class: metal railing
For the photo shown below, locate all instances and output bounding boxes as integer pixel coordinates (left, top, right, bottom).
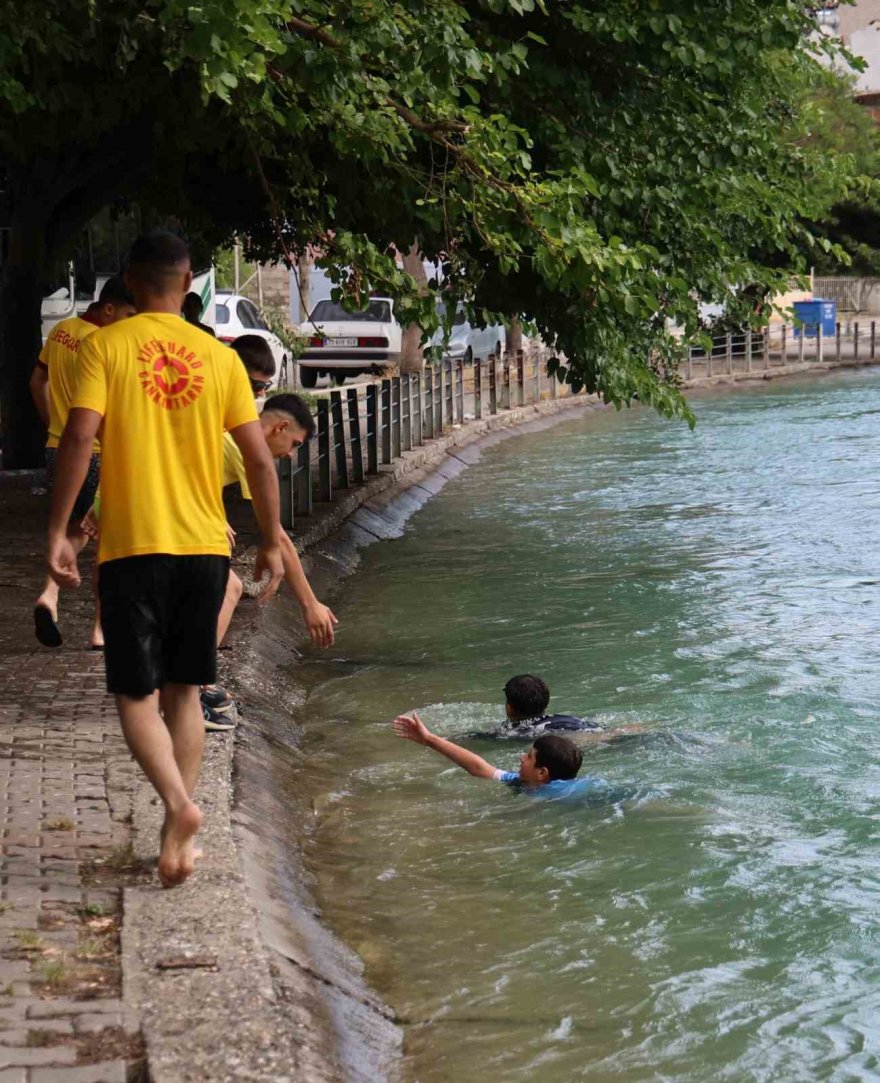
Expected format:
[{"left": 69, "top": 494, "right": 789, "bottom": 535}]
[
  {"left": 276, "top": 346, "right": 578, "bottom": 529},
  {"left": 684, "top": 321, "right": 880, "bottom": 380}
]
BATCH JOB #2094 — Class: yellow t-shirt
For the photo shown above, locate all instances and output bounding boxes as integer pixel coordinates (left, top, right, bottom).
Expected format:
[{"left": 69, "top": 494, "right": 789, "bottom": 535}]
[
  {"left": 40, "top": 315, "right": 101, "bottom": 452},
  {"left": 222, "top": 432, "right": 252, "bottom": 499},
  {"left": 73, "top": 313, "right": 258, "bottom": 564}
]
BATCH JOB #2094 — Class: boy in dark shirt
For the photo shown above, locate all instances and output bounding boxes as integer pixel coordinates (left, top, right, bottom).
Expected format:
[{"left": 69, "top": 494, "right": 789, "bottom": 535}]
[{"left": 498, "top": 674, "right": 604, "bottom": 738}]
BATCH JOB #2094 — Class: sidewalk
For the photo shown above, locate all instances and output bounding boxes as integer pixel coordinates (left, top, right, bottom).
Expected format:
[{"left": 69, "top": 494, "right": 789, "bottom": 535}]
[{"left": 0, "top": 474, "right": 144, "bottom": 1080}]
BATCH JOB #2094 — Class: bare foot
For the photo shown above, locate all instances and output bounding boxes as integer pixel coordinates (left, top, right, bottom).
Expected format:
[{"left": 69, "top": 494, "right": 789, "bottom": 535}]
[
  {"left": 89, "top": 625, "right": 104, "bottom": 651},
  {"left": 157, "top": 802, "right": 202, "bottom": 888}
]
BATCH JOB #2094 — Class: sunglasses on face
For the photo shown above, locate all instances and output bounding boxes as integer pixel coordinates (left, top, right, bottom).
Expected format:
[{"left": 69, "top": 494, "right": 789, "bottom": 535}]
[{"left": 250, "top": 378, "right": 272, "bottom": 393}]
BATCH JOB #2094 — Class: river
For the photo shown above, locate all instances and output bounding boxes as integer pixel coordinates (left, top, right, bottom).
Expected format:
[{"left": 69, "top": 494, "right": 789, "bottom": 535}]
[{"left": 289, "top": 370, "right": 880, "bottom": 1081}]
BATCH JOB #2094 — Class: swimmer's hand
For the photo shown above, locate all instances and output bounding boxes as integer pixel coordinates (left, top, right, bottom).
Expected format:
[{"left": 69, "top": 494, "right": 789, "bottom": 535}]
[
  {"left": 392, "top": 712, "right": 432, "bottom": 744},
  {"left": 304, "top": 601, "right": 338, "bottom": 648}
]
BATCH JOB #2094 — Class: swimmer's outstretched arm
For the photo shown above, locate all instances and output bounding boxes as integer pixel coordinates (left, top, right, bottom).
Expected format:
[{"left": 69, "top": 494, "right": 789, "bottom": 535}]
[{"left": 392, "top": 713, "right": 499, "bottom": 780}]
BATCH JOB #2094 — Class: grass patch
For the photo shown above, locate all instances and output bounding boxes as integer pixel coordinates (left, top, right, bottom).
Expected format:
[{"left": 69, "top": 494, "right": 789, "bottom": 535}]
[
  {"left": 76, "top": 903, "right": 111, "bottom": 920},
  {"left": 15, "top": 930, "right": 44, "bottom": 952},
  {"left": 101, "top": 843, "right": 137, "bottom": 872},
  {"left": 38, "top": 959, "right": 68, "bottom": 989}
]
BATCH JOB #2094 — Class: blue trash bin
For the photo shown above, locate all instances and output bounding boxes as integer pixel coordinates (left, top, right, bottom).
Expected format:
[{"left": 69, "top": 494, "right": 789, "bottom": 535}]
[{"left": 793, "top": 299, "right": 836, "bottom": 338}]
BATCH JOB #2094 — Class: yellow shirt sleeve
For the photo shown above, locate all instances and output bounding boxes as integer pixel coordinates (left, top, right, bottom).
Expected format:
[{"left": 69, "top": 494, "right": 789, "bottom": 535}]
[
  {"left": 222, "top": 432, "right": 252, "bottom": 499},
  {"left": 224, "top": 356, "right": 259, "bottom": 432},
  {"left": 71, "top": 334, "right": 107, "bottom": 417}
]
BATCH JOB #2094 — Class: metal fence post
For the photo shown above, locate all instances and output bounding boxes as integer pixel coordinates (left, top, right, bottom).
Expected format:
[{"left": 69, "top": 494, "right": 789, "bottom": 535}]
[
  {"left": 474, "top": 358, "right": 482, "bottom": 420},
  {"left": 277, "top": 456, "right": 294, "bottom": 531},
  {"left": 836, "top": 321, "right": 841, "bottom": 361},
  {"left": 401, "top": 374, "right": 412, "bottom": 452},
  {"left": 347, "top": 388, "right": 364, "bottom": 484},
  {"left": 489, "top": 355, "right": 497, "bottom": 414},
  {"left": 456, "top": 360, "right": 465, "bottom": 423},
  {"left": 855, "top": 321, "right": 860, "bottom": 361},
  {"left": 391, "top": 376, "right": 402, "bottom": 459},
  {"left": 434, "top": 365, "right": 443, "bottom": 433},
  {"left": 317, "top": 398, "right": 332, "bottom": 502},
  {"left": 424, "top": 367, "right": 434, "bottom": 439},
  {"left": 330, "top": 390, "right": 349, "bottom": 489},
  {"left": 380, "top": 379, "right": 392, "bottom": 463},
  {"left": 443, "top": 362, "right": 453, "bottom": 426},
  {"left": 516, "top": 350, "right": 525, "bottom": 406},
  {"left": 414, "top": 373, "right": 423, "bottom": 445},
  {"left": 296, "top": 439, "right": 312, "bottom": 515},
  {"left": 726, "top": 333, "right": 733, "bottom": 375},
  {"left": 366, "top": 384, "right": 379, "bottom": 474},
  {"left": 817, "top": 324, "right": 823, "bottom": 362},
  {"left": 502, "top": 358, "right": 511, "bottom": 409},
  {"left": 745, "top": 331, "right": 752, "bottom": 373},
  {"left": 534, "top": 351, "right": 541, "bottom": 401},
  {"left": 763, "top": 330, "right": 770, "bottom": 370}
]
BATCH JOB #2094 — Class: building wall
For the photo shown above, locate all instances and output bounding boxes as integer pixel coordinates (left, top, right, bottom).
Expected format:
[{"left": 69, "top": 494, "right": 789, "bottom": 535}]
[{"left": 839, "top": 0, "right": 880, "bottom": 41}]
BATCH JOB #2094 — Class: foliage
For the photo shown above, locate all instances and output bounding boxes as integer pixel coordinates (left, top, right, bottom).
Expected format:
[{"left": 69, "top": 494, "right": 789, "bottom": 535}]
[
  {"left": 0, "top": 0, "right": 863, "bottom": 451},
  {"left": 261, "top": 304, "right": 308, "bottom": 362}
]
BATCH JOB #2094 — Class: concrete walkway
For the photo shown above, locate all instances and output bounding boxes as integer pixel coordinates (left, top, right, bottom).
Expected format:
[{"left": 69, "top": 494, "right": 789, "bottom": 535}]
[{"left": 0, "top": 475, "right": 142, "bottom": 1081}]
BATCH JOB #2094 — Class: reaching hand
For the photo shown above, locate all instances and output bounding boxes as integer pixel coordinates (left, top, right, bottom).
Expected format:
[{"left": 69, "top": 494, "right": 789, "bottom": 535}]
[
  {"left": 392, "top": 712, "right": 431, "bottom": 745},
  {"left": 47, "top": 534, "right": 81, "bottom": 589},
  {"left": 304, "top": 602, "right": 339, "bottom": 648},
  {"left": 253, "top": 543, "right": 284, "bottom": 604}
]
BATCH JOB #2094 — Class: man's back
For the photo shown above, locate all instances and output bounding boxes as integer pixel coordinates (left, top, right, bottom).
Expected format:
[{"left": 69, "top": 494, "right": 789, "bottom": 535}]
[
  {"left": 41, "top": 315, "right": 100, "bottom": 449},
  {"left": 74, "top": 313, "right": 256, "bottom": 564}
]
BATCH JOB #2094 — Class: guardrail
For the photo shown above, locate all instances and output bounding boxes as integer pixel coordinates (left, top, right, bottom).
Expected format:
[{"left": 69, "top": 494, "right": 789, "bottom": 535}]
[
  {"left": 685, "top": 321, "right": 879, "bottom": 379},
  {"left": 277, "top": 346, "right": 576, "bottom": 529}
]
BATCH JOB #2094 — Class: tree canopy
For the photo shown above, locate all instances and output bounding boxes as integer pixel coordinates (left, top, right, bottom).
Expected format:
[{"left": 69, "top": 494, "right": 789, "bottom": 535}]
[{"left": 0, "top": 0, "right": 863, "bottom": 463}]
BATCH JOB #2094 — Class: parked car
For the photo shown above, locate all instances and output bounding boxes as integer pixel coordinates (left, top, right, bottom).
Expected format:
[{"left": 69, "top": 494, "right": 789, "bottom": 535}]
[
  {"left": 298, "top": 297, "right": 401, "bottom": 387},
  {"left": 432, "top": 301, "right": 505, "bottom": 363},
  {"left": 214, "top": 290, "right": 288, "bottom": 382}
]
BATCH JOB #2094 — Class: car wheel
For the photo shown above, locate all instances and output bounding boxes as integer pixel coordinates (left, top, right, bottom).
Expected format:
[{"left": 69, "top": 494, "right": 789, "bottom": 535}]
[
  {"left": 464, "top": 347, "right": 473, "bottom": 365},
  {"left": 299, "top": 367, "right": 318, "bottom": 389},
  {"left": 331, "top": 371, "right": 346, "bottom": 387}
]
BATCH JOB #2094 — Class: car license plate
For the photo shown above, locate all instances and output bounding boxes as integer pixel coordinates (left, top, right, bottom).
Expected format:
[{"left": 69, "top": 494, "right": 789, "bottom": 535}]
[{"left": 330, "top": 337, "right": 358, "bottom": 347}]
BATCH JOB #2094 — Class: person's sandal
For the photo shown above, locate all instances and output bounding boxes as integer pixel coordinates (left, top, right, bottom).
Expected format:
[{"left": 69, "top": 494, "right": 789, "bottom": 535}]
[{"left": 34, "top": 605, "right": 62, "bottom": 648}]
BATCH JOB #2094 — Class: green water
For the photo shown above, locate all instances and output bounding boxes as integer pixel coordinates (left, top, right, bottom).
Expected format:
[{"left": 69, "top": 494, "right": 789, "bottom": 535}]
[{"left": 292, "top": 371, "right": 880, "bottom": 1082}]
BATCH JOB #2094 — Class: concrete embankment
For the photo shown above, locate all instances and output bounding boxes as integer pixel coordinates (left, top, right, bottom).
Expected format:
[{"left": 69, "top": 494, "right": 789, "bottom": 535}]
[{"left": 126, "top": 352, "right": 880, "bottom": 1081}]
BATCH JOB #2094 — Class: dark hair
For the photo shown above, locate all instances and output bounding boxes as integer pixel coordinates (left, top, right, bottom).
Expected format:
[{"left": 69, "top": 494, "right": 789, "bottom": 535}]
[
  {"left": 98, "top": 275, "right": 133, "bottom": 307},
  {"left": 181, "top": 291, "right": 204, "bottom": 321},
  {"left": 126, "top": 231, "right": 190, "bottom": 290},
  {"left": 262, "top": 393, "right": 316, "bottom": 439},
  {"left": 232, "top": 334, "right": 276, "bottom": 377},
  {"left": 533, "top": 735, "right": 582, "bottom": 781},
  {"left": 504, "top": 675, "right": 550, "bottom": 719}
]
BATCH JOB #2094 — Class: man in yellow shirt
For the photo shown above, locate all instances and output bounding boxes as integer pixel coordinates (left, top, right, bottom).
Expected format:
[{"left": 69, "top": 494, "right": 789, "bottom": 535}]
[
  {"left": 30, "top": 276, "right": 135, "bottom": 648},
  {"left": 46, "top": 232, "right": 284, "bottom": 889}
]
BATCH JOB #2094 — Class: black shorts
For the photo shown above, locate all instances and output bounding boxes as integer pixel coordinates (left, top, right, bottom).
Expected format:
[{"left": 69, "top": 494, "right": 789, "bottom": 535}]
[
  {"left": 45, "top": 448, "right": 100, "bottom": 523},
  {"left": 98, "top": 554, "right": 230, "bottom": 697}
]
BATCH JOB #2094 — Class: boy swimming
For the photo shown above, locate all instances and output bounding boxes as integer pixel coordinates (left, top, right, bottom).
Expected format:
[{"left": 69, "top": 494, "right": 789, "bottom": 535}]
[
  {"left": 393, "top": 711, "right": 591, "bottom": 797},
  {"left": 498, "top": 674, "right": 603, "bottom": 738}
]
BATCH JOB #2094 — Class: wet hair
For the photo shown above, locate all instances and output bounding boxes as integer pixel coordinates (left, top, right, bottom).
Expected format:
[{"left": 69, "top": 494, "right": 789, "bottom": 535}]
[
  {"left": 262, "top": 393, "right": 316, "bottom": 440},
  {"left": 533, "top": 735, "right": 582, "bottom": 781},
  {"left": 126, "top": 231, "right": 190, "bottom": 291},
  {"left": 232, "top": 334, "right": 276, "bottom": 377},
  {"left": 181, "top": 291, "right": 204, "bottom": 321},
  {"left": 504, "top": 675, "right": 550, "bottom": 719},
  {"left": 98, "top": 275, "right": 133, "bottom": 307}
]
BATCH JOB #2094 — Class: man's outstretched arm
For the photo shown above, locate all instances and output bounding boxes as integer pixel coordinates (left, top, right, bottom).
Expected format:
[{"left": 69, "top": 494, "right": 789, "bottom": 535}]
[
  {"left": 278, "top": 532, "right": 338, "bottom": 647},
  {"left": 392, "top": 712, "right": 499, "bottom": 779}
]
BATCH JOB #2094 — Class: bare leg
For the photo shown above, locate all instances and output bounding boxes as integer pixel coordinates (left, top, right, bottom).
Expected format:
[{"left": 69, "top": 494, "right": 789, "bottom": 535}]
[
  {"left": 89, "top": 561, "right": 104, "bottom": 649},
  {"left": 158, "top": 684, "right": 205, "bottom": 796},
  {"left": 35, "top": 526, "right": 90, "bottom": 646},
  {"left": 115, "top": 692, "right": 202, "bottom": 888},
  {"left": 215, "top": 570, "right": 243, "bottom": 647}
]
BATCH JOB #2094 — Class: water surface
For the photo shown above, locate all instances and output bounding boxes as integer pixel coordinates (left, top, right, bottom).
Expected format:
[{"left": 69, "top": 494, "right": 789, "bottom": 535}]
[{"left": 291, "top": 371, "right": 880, "bottom": 1081}]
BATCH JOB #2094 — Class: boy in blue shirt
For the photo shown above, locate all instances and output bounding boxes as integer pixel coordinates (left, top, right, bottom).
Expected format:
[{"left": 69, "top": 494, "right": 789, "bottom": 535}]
[{"left": 392, "top": 711, "right": 586, "bottom": 794}]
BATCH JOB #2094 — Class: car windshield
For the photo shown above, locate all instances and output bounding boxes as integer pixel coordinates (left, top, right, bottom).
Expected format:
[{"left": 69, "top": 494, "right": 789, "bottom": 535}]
[
  {"left": 310, "top": 299, "right": 391, "bottom": 323},
  {"left": 215, "top": 302, "right": 230, "bottom": 325}
]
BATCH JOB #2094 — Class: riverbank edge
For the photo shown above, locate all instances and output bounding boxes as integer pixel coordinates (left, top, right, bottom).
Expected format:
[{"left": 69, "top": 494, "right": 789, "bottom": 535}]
[{"left": 124, "top": 353, "right": 880, "bottom": 1081}]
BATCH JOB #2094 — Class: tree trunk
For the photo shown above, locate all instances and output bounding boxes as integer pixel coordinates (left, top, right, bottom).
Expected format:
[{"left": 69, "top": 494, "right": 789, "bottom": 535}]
[
  {"left": 0, "top": 210, "right": 50, "bottom": 469},
  {"left": 297, "top": 251, "right": 311, "bottom": 322},
  {"left": 399, "top": 243, "right": 428, "bottom": 374},
  {"left": 505, "top": 317, "right": 523, "bottom": 357}
]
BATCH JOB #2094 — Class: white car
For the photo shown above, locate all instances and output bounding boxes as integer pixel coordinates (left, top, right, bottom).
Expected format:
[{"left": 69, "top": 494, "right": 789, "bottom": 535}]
[
  {"left": 298, "top": 297, "right": 401, "bottom": 387},
  {"left": 214, "top": 290, "right": 288, "bottom": 381},
  {"left": 432, "top": 301, "right": 505, "bottom": 363}
]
